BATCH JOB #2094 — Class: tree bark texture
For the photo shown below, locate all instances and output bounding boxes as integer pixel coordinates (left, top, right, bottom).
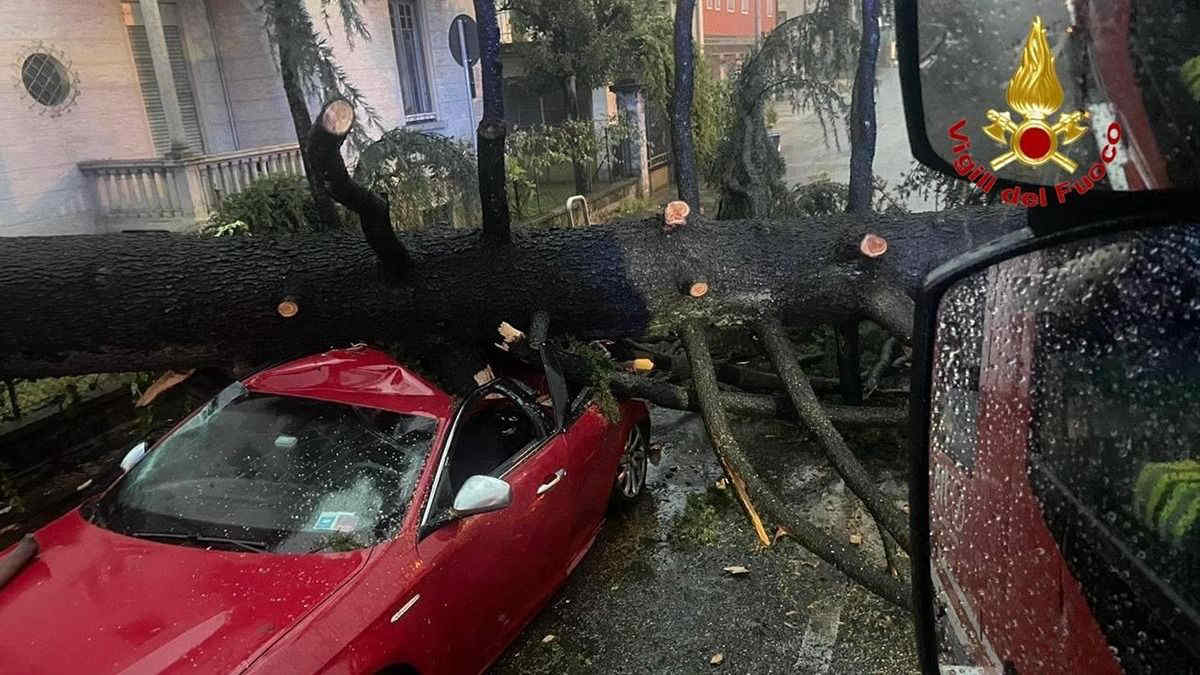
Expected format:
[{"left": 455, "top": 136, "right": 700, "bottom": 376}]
[
  {"left": 757, "top": 319, "right": 911, "bottom": 552},
  {"left": 846, "top": 0, "right": 881, "bottom": 212},
  {"left": 671, "top": 0, "right": 701, "bottom": 209},
  {"left": 272, "top": 0, "right": 341, "bottom": 227},
  {"left": 306, "top": 102, "right": 408, "bottom": 276},
  {"left": 473, "top": 1, "right": 512, "bottom": 241},
  {"left": 0, "top": 207, "right": 1021, "bottom": 378},
  {"left": 836, "top": 320, "right": 864, "bottom": 405},
  {"left": 682, "top": 323, "right": 911, "bottom": 609}
]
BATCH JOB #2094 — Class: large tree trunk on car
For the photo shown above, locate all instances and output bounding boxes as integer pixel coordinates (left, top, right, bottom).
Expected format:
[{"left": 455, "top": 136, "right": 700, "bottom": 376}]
[{"left": 0, "top": 207, "right": 1019, "bottom": 378}]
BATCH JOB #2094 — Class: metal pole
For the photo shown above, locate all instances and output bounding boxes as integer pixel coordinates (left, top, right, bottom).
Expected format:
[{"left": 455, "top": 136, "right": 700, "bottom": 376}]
[{"left": 456, "top": 18, "right": 477, "bottom": 154}]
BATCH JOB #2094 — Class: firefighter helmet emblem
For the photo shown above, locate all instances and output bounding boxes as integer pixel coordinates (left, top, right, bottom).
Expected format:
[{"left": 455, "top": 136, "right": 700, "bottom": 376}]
[{"left": 982, "top": 17, "right": 1090, "bottom": 173}]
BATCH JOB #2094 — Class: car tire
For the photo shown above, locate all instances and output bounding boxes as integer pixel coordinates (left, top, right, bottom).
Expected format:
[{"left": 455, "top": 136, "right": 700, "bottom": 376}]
[{"left": 612, "top": 422, "right": 649, "bottom": 506}]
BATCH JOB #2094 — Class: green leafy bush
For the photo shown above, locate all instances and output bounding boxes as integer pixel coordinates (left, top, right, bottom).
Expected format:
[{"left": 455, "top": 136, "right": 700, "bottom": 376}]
[
  {"left": 203, "top": 174, "right": 337, "bottom": 236},
  {"left": 353, "top": 128, "right": 480, "bottom": 229}
]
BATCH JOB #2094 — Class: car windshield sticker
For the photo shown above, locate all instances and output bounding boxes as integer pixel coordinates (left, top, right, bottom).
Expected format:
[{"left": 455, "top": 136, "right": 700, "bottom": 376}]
[{"left": 313, "top": 511, "right": 359, "bottom": 532}]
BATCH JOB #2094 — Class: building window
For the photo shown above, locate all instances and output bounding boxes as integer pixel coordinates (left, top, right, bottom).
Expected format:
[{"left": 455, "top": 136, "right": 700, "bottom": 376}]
[
  {"left": 727, "top": 0, "right": 734, "bottom": 12},
  {"left": 22, "top": 53, "right": 71, "bottom": 107},
  {"left": 741, "top": 0, "right": 749, "bottom": 12},
  {"left": 767, "top": 0, "right": 774, "bottom": 16},
  {"left": 389, "top": 0, "right": 434, "bottom": 120},
  {"left": 127, "top": 24, "right": 204, "bottom": 155}
]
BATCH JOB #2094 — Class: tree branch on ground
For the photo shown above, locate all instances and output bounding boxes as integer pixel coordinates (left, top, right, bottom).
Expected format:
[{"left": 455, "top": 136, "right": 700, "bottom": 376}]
[
  {"left": 757, "top": 318, "right": 911, "bottom": 553},
  {"left": 682, "top": 322, "right": 911, "bottom": 610}
]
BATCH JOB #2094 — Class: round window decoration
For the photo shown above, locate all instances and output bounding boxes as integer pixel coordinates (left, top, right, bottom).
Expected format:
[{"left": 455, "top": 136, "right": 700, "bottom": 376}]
[
  {"left": 13, "top": 43, "right": 80, "bottom": 117},
  {"left": 22, "top": 53, "right": 70, "bottom": 106}
]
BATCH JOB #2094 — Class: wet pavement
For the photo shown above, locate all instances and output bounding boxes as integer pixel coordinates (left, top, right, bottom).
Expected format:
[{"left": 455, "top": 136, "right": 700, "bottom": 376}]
[
  {"left": 774, "top": 63, "right": 937, "bottom": 213},
  {"left": 491, "top": 407, "right": 919, "bottom": 674}
]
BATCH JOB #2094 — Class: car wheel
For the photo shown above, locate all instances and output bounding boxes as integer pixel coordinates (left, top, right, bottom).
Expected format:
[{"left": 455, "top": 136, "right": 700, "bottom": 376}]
[{"left": 613, "top": 423, "right": 649, "bottom": 504}]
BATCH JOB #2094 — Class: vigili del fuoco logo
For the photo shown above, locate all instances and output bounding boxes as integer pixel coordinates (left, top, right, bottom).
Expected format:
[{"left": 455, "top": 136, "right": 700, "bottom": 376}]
[{"left": 946, "top": 17, "right": 1123, "bottom": 207}]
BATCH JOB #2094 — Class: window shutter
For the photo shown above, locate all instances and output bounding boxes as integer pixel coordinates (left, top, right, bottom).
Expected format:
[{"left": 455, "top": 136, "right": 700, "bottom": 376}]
[{"left": 127, "top": 24, "right": 203, "bottom": 155}]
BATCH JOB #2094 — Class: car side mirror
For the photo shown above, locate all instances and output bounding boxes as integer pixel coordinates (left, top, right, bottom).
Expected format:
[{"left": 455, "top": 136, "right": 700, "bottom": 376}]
[
  {"left": 119, "top": 441, "right": 147, "bottom": 473},
  {"left": 911, "top": 220, "right": 1200, "bottom": 673},
  {"left": 450, "top": 475, "right": 512, "bottom": 518}
]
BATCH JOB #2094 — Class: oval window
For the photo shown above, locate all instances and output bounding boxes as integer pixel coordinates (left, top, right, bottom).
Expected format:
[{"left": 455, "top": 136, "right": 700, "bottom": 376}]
[{"left": 21, "top": 53, "right": 70, "bottom": 107}]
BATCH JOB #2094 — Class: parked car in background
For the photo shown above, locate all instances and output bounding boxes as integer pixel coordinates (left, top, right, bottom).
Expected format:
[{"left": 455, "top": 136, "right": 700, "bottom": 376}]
[{"left": 0, "top": 346, "right": 650, "bottom": 674}]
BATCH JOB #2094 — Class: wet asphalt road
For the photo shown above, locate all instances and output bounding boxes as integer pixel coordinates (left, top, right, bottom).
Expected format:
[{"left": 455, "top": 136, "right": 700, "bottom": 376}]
[{"left": 490, "top": 407, "right": 918, "bottom": 675}]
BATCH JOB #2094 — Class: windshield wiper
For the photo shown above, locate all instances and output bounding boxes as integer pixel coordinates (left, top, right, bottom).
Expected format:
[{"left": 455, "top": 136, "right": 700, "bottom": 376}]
[{"left": 131, "top": 530, "right": 269, "bottom": 553}]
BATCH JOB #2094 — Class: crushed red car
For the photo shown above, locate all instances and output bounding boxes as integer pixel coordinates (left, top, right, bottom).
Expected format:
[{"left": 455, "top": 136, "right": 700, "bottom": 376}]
[{"left": 0, "top": 346, "right": 649, "bottom": 674}]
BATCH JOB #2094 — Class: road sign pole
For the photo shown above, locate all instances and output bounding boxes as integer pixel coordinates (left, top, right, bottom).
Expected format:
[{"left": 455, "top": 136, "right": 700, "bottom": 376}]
[{"left": 455, "top": 18, "right": 477, "bottom": 154}]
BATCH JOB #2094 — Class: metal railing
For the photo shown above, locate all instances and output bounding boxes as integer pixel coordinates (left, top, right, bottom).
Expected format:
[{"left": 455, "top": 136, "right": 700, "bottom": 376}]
[{"left": 78, "top": 143, "right": 304, "bottom": 231}]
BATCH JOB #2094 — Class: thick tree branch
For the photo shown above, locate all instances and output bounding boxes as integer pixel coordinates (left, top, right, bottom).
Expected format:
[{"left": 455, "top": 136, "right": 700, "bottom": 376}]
[
  {"left": 473, "top": 0, "right": 512, "bottom": 242},
  {"left": 601, "top": 369, "right": 905, "bottom": 427},
  {"left": 877, "top": 518, "right": 901, "bottom": 577},
  {"left": 307, "top": 100, "right": 408, "bottom": 274},
  {"left": 620, "top": 342, "right": 832, "bottom": 392},
  {"left": 836, "top": 320, "right": 864, "bottom": 405},
  {"left": 865, "top": 336, "right": 898, "bottom": 395},
  {"left": 0, "top": 206, "right": 1022, "bottom": 378},
  {"left": 502, "top": 336, "right": 904, "bottom": 427},
  {"left": 681, "top": 323, "right": 911, "bottom": 610},
  {"left": 671, "top": 0, "right": 700, "bottom": 208},
  {"left": 862, "top": 282, "right": 915, "bottom": 342},
  {"left": 757, "top": 318, "right": 911, "bottom": 554}
]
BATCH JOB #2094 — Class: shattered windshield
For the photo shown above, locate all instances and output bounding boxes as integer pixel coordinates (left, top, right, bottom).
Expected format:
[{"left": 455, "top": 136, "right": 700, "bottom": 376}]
[{"left": 93, "top": 388, "right": 436, "bottom": 553}]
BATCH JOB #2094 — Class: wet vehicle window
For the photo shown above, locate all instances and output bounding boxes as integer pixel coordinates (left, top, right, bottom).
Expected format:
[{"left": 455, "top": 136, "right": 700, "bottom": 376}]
[
  {"left": 90, "top": 386, "right": 437, "bottom": 553},
  {"left": 930, "top": 223, "right": 1200, "bottom": 671},
  {"left": 434, "top": 386, "right": 545, "bottom": 512}
]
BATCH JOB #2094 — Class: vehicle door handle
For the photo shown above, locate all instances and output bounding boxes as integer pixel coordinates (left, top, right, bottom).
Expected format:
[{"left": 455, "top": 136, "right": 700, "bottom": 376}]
[{"left": 537, "top": 469, "right": 567, "bottom": 495}]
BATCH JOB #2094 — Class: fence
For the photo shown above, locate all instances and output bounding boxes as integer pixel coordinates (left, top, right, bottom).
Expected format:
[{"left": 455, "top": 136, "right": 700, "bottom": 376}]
[{"left": 78, "top": 144, "right": 305, "bottom": 231}]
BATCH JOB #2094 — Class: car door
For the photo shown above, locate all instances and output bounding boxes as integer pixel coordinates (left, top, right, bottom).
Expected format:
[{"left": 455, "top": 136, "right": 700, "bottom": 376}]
[
  {"left": 413, "top": 379, "right": 575, "bottom": 672},
  {"left": 558, "top": 390, "right": 617, "bottom": 556}
]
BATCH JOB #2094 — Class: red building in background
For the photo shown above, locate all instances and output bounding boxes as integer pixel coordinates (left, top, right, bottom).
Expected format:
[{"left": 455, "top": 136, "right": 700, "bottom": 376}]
[{"left": 698, "top": 0, "right": 779, "bottom": 78}]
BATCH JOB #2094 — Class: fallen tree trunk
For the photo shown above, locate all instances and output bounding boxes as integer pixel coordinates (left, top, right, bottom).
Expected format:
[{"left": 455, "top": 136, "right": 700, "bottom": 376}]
[{"left": 0, "top": 207, "right": 1020, "bottom": 379}]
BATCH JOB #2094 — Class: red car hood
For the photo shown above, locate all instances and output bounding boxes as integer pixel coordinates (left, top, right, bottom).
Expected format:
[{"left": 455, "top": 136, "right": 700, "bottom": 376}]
[{"left": 0, "top": 511, "right": 368, "bottom": 674}]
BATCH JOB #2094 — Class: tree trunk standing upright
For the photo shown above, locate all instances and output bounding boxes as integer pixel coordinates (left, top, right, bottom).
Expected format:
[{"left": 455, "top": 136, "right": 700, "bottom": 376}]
[
  {"left": 272, "top": 1, "right": 341, "bottom": 227},
  {"left": 564, "top": 76, "right": 593, "bottom": 196},
  {"left": 838, "top": 0, "right": 882, "bottom": 405},
  {"left": 846, "top": 0, "right": 881, "bottom": 212},
  {"left": 671, "top": 0, "right": 701, "bottom": 209},
  {"left": 473, "top": 0, "right": 511, "bottom": 241}
]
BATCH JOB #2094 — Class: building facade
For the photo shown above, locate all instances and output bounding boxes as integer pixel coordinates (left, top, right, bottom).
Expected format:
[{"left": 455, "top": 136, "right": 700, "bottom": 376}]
[
  {"left": 1, "top": 0, "right": 482, "bottom": 236},
  {"left": 698, "top": 0, "right": 779, "bottom": 78}
]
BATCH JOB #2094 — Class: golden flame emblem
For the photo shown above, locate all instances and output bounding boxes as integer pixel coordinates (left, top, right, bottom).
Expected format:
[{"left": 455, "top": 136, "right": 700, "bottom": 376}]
[{"left": 982, "top": 17, "right": 1089, "bottom": 172}]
